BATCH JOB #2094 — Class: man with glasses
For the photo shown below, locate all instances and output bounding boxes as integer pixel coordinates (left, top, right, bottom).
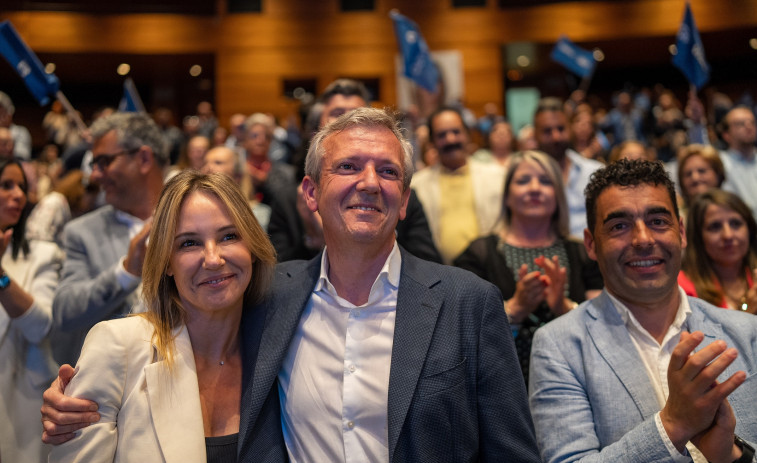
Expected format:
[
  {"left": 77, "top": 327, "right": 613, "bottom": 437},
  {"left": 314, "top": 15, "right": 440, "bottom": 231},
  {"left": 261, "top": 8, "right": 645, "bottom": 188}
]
[{"left": 52, "top": 112, "right": 167, "bottom": 365}]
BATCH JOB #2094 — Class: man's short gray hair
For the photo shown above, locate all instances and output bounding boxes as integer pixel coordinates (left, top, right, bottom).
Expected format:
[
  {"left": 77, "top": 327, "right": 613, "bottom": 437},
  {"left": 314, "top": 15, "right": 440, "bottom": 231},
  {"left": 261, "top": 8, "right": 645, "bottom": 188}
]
[
  {"left": 305, "top": 107, "right": 414, "bottom": 190},
  {"left": 90, "top": 112, "right": 169, "bottom": 166}
]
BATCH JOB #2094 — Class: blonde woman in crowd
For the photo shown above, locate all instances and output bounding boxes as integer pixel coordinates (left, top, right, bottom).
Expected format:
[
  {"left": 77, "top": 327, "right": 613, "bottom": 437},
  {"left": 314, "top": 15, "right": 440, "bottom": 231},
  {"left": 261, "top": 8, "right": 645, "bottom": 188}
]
[
  {"left": 454, "top": 150, "right": 602, "bottom": 382},
  {"left": 676, "top": 143, "right": 725, "bottom": 215}
]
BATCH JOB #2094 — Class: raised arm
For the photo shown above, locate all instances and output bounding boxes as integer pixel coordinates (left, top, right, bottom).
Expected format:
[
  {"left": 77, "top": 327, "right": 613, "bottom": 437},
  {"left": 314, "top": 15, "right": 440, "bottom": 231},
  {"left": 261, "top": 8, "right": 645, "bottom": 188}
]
[{"left": 53, "top": 221, "right": 146, "bottom": 332}]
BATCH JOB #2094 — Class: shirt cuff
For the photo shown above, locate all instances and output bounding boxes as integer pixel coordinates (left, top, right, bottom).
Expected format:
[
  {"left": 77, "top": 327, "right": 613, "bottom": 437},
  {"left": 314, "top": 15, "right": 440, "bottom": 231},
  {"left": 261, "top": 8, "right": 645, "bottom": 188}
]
[
  {"left": 115, "top": 256, "right": 141, "bottom": 290},
  {"left": 12, "top": 301, "right": 52, "bottom": 343},
  {"left": 654, "top": 412, "right": 691, "bottom": 462}
]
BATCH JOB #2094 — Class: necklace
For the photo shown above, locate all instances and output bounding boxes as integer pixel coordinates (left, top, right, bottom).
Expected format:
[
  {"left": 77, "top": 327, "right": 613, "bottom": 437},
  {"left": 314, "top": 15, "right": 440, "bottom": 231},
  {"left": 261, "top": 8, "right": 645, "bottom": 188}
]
[
  {"left": 723, "top": 277, "right": 749, "bottom": 311},
  {"left": 219, "top": 360, "right": 225, "bottom": 366}
]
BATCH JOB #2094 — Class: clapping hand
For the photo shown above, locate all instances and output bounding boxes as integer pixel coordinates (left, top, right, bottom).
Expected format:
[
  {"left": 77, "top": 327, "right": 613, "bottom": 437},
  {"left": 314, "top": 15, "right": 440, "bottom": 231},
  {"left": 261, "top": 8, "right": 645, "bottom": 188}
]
[
  {"left": 660, "top": 331, "right": 745, "bottom": 457},
  {"left": 534, "top": 255, "right": 569, "bottom": 315}
]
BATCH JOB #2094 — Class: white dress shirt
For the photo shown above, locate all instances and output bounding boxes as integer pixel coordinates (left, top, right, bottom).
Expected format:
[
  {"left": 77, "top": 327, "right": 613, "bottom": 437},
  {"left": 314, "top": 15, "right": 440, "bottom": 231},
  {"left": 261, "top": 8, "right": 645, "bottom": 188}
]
[
  {"left": 609, "top": 287, "right": 707, "bottom": 463},
  {"left": 278, "top": 243, "right": 401, "bottom": 463}
]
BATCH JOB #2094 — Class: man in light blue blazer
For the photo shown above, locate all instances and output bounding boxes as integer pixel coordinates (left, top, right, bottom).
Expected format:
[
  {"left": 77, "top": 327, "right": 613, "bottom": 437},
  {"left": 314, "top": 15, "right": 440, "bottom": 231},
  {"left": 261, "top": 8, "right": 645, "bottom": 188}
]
[
  {"left": 529, "top": 159, "right": 757, "bottom": 462},
  {"left": 52, "top": 113, "right": 167, "bottom": 366}
]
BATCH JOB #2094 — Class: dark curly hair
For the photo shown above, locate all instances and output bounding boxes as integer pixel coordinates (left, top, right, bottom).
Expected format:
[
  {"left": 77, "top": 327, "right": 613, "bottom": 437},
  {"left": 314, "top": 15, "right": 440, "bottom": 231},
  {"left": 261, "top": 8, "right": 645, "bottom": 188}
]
[{"left": 585, "top": 159, "right": 678, "bottom": 233}]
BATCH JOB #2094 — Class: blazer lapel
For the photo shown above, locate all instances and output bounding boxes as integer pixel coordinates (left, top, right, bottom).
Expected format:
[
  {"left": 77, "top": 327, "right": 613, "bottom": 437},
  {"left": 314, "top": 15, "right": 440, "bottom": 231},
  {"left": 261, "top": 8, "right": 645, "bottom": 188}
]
[
  {"left": 386, "top": 251, "right": 443, "bottom": 459},
  {"left": 239, "top": 258, "right": 320, "bottom": 448},
  {"left": 145, "top": 326, "right": 206, "bottom": 462},
  {"left": 585, "top": 292, "right": 660, "bottom": 420}
]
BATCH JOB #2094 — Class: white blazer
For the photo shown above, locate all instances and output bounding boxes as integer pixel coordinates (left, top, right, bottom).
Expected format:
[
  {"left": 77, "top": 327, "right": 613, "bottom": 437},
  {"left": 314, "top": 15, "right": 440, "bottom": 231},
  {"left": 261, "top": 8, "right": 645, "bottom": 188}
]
[
  {"left": 0, "top": 240, "right": 63, "bottom": 463},
  {"left": 49, "top": 316, "right": 207, "bottom": 463}
]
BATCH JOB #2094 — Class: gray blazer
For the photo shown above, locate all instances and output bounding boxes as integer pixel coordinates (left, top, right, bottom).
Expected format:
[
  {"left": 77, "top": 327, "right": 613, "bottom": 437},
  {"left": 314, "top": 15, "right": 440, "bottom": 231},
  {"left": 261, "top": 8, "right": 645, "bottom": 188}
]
[
  {"left": 52, "top": 205, "right": 141, "bottom": 365},
  {"left": 239, "top": 248, "right": 541, "bottom": 462},
  {"left": 529, "top": 290, "right": 757, "bottom": 462}
]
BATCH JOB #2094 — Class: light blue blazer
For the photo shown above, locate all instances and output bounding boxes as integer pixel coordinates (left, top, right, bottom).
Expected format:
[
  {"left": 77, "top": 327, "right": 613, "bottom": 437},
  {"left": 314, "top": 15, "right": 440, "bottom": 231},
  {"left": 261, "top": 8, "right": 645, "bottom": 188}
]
[
  {"left": 529, "top": 290, "right": 757, "bottom": 462},
  {"left": 52, "top": 205, "right": 142, "bottom": 365}
]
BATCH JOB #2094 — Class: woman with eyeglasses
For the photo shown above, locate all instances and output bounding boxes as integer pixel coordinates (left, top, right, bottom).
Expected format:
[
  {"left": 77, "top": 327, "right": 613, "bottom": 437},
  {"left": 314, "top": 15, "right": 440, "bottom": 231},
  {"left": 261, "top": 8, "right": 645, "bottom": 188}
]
[{"left": 0, "top": 158, "right": 64, "bottom": 462}]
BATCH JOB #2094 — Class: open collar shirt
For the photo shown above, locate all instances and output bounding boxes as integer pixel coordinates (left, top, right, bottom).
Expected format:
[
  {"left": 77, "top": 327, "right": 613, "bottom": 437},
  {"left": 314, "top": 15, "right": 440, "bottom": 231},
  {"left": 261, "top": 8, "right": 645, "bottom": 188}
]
[
  {"left": 609, "top": 287, "right": 708, "bottom": 463},
  {"left": 278, "top": 242, "right": 401, "bottom": 463}
]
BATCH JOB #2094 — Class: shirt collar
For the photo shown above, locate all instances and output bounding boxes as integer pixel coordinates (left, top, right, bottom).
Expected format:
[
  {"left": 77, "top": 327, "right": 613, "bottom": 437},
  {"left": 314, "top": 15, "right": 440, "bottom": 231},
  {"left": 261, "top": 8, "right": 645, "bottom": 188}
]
[
  {"left": 608, "top": 286, "right": 691, "bottom": 342},
  {"left": 113, "top": 209, "right": 144, "bottom": 228},
  {"left": 726, "top": 147, "right": 757, "bottom": 161},
  {"left": 314, "top": 241, "right": 402, "bottom": 304},
  {"left": 440, "top": 160, "right": 470, "bottom": 176}
]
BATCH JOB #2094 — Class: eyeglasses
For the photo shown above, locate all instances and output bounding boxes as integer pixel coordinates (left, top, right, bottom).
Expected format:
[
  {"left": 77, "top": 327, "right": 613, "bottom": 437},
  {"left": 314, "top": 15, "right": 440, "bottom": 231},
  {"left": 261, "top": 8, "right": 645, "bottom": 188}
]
[
  {"left": 90, "top": 148, "right": 139, "bottom": 171},
  {"left": 730, "top": 119, "right": 756, "bottom": 129}
]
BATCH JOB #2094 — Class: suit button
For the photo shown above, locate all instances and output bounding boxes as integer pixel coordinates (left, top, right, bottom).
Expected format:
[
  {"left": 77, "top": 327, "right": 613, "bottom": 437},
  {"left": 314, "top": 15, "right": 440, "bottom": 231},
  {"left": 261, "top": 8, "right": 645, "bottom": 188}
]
[{"left": 347, "top": 421, "right": 355, "bottom": 429}]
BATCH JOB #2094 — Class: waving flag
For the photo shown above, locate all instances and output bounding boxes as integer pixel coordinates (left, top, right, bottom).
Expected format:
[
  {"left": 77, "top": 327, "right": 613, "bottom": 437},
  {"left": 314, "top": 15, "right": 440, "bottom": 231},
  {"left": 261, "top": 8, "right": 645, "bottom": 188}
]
[
  {"left": 390, "top": 11, "right": 440, "bottom": 92},
  {"left": 118, "top": 78, "right": 146, "bottom": 113},
  {"left": 672, "top": 2, "right": 710, "bottom": 90},
  {"left": 550, "top": 36, "right": 596, "bottom": 78},
  {"left": 0, "top": 20, "right": 59, "bottom": 106}
]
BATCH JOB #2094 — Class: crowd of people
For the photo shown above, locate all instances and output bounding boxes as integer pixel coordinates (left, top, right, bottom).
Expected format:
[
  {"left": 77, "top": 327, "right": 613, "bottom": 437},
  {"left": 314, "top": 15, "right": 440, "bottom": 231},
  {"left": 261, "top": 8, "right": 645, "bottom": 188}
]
[{"left": 0, "top": 75, "right": 754, "bottom": 462}]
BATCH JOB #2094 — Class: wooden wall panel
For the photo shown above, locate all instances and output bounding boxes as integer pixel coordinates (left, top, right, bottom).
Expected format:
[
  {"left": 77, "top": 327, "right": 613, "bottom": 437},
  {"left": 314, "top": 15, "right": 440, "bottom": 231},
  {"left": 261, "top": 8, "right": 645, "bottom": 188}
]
[{"left": 1, "top": 12, "right": 218, "bottom": 53}]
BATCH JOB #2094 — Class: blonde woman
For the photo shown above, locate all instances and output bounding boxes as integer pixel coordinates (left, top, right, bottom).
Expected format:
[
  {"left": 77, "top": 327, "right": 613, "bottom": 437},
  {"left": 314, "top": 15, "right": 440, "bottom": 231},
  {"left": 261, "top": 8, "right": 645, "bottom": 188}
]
[
  {"left": 454, "top": 150, "right": 603, "bottom": 382},
  {"left": 50, "top": 171, "right": 276, "bottom": 462}
]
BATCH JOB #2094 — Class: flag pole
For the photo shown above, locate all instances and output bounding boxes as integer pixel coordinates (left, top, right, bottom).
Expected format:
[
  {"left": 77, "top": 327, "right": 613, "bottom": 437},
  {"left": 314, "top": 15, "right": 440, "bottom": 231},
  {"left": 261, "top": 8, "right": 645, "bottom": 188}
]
[
  {"left": 578, "top": 72, "right": 593, "bottom": 94},
  {"left": 55, "top": 91, "right": 88, "bottom": 135}
]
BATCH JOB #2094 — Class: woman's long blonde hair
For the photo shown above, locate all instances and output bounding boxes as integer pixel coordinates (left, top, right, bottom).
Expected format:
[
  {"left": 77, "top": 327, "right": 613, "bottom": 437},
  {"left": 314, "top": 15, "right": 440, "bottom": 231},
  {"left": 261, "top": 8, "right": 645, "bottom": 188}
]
[{"left": 142, "top": 170, "right": 276, "bottom": 368}]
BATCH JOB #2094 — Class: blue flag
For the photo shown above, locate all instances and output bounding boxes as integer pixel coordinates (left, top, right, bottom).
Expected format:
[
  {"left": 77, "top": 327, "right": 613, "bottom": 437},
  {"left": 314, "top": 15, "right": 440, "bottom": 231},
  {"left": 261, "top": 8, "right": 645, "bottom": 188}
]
[
  {"left": 390, "top": 11, "right": 440, "bottom": 92},
  {"left": 118, "top": 78, "right": 145, "bottom": 113},
  {"left": 672, "top": 3, "right": 710, "bottom": 90},
  {"left": 551, "top": 36, "right": 596, "bottom": 78},
  {"left": 0, "top": 20, "right": 59, "bottom": 106}
]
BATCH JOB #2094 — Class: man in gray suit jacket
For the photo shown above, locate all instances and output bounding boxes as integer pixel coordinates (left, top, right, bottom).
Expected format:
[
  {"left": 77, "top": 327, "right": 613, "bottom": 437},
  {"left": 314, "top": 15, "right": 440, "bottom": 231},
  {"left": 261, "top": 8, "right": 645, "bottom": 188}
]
[
  {"left": 42, "top": 108, "right": 540, "bottom": 462},
  {"left": 529, "top": 159, "right": 757, "bottom": 462},
  {"left": 52, "top": 113, "right": 167, "bottom": 365}
]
